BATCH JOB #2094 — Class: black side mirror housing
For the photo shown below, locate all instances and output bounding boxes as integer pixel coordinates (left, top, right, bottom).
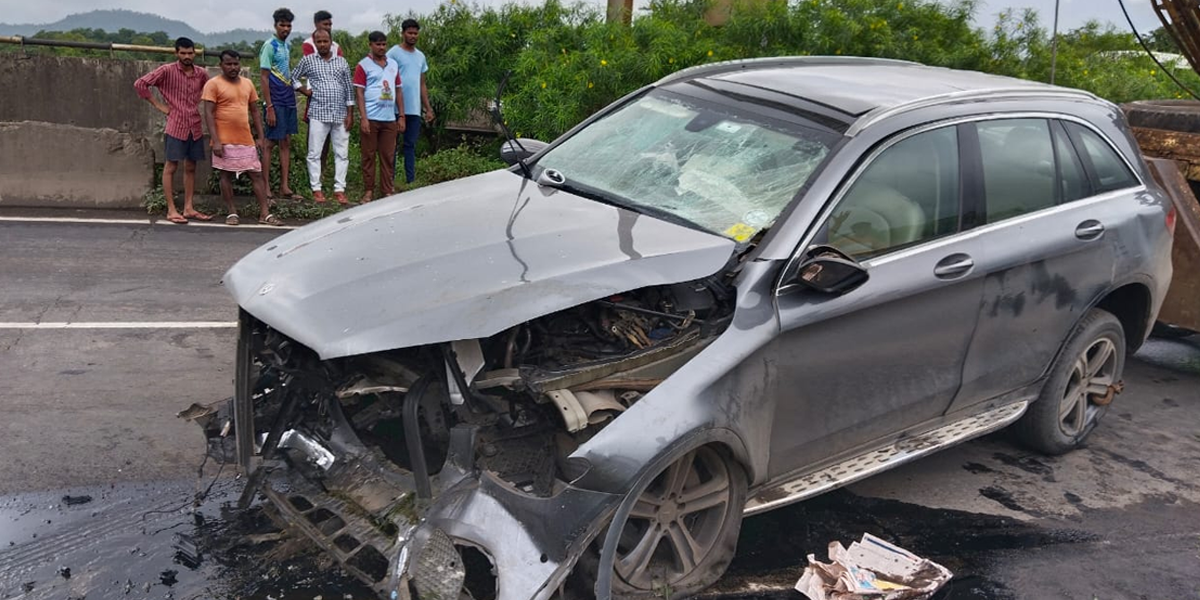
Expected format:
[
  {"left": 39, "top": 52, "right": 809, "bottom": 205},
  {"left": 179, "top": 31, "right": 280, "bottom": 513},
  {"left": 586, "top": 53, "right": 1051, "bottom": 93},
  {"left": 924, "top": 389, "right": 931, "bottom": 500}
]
[
  {"left": 787, "top": 245, "right": 869, "bottom": 295},
  {"left": 500, "top": 139, "right": 549, "bottom": 166}
]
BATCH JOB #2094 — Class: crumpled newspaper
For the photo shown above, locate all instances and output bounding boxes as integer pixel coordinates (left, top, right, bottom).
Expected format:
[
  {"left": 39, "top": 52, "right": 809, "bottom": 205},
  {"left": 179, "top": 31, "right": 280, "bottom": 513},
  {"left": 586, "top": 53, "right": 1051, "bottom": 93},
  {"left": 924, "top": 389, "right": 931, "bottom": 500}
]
[{"left": 795, "top": 533, "right": 953, "bottom": 600}]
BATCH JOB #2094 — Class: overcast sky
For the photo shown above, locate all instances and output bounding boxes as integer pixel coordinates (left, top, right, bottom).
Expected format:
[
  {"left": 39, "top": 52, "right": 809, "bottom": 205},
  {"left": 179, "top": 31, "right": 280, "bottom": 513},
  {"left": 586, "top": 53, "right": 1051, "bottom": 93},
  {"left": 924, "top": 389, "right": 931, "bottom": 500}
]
[{"left": 5, "top": 0, "right": 1163, "bottom": 37}]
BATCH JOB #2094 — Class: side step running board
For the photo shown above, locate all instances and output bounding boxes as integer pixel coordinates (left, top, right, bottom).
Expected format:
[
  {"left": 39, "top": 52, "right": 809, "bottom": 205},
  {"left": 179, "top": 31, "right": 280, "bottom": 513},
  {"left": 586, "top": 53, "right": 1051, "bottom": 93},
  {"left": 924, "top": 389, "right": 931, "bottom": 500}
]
[{"left": 744, "top": 401, "right": 1028, "bottom": 516}]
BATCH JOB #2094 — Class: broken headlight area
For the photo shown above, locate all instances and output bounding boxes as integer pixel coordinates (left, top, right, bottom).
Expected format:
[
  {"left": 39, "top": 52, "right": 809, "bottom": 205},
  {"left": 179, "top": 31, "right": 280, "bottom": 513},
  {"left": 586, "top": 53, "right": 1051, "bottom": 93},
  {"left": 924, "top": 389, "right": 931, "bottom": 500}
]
[{"left": 197, "top": 276, "right": 734, "bottom": 597}]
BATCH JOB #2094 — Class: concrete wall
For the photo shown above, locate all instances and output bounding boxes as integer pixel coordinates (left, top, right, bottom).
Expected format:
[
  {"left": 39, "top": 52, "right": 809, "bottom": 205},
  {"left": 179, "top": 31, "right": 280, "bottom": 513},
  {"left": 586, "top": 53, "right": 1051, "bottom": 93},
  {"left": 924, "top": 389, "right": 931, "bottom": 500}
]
[
  {"left": 0, "top": 121, "right": 156, "bottom": 207},
  {"left": 0, "top": 54, "right": 217, "bottom": 208}
]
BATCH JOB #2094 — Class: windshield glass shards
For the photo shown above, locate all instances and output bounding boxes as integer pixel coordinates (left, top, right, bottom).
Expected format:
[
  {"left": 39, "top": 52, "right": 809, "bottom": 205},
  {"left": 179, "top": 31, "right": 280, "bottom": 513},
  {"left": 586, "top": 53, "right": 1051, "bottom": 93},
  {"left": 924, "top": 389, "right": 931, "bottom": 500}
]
[{"left": 536, "top": 89, "right": 838, "bottom": 242}]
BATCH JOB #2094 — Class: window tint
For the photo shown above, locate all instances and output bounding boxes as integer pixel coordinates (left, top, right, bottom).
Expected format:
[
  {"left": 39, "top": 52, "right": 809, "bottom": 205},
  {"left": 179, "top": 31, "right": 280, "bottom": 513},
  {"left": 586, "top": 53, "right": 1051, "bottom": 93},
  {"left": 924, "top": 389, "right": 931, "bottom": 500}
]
[
  {"left": 978, "top": 119, "right": 1056, "bottom": 223},
  {"left": 1052, "top": 121, "right": 1089, "bottom": 203},
  {"left": 1065, "top": 122, "right": 1138, "bottom": 192},
  {"left": 826, "top": 126, "right": 960, "bottom": 259}
]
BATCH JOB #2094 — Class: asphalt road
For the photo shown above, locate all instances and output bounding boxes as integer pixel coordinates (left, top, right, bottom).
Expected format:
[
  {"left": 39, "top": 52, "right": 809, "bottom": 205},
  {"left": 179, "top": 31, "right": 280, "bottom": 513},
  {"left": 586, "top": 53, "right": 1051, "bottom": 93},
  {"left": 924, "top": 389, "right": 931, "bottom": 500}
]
[{"left": 1, "top": 216, "right": 1198, "bottom": 599}]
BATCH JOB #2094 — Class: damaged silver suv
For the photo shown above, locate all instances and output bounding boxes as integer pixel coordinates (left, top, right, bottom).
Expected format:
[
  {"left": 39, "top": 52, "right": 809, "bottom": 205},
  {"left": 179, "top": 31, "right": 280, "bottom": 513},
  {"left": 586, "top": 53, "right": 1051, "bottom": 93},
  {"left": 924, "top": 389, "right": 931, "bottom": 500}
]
[{"left": 192, "top": 57, "right": 1174, "bottom": 599}]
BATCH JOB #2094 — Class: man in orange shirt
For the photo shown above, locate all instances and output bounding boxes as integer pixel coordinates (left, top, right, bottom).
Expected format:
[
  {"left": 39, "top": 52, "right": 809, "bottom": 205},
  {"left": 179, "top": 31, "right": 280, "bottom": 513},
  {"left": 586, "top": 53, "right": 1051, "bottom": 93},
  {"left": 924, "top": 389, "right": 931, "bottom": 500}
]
[{"left": 200, "top": 50, "right": 282, "bottom": 226}]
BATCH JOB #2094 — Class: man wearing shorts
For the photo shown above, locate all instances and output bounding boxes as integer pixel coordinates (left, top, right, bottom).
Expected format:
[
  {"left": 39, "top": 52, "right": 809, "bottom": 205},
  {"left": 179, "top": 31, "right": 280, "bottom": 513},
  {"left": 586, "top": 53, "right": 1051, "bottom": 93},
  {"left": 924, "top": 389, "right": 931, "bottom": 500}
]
[
  {"left": 134, "top": 37, "right": 210, "bottom": 224},
  {"left": 259, "top": 7, "right": 301, "bottom": 201},
  {"left": 201, "top": 50, "right": 281, "bottom": 226}
]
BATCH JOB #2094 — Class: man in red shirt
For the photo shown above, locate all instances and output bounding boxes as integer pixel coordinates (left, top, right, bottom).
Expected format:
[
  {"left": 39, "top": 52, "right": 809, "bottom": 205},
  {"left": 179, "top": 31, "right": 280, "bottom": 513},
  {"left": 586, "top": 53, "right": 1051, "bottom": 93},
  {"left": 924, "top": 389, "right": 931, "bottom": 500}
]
[{"left": 134, "top": 37, "right": 211, "bottom": 224}]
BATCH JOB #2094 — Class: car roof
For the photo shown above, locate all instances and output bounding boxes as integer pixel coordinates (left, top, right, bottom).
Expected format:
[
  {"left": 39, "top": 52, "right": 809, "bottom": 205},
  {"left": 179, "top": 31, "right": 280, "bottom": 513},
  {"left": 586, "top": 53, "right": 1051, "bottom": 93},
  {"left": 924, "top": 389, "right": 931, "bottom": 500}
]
[{"left": 657, "top": 57, "right": 1099, "bottom": 133}]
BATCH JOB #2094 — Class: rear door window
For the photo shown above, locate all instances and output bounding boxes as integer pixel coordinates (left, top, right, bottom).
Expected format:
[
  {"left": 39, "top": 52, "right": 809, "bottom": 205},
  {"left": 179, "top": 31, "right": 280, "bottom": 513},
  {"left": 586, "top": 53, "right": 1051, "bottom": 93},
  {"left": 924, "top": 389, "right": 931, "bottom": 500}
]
[{"left": 1063, "top": 122, "right": 1139, "bottom": 193}]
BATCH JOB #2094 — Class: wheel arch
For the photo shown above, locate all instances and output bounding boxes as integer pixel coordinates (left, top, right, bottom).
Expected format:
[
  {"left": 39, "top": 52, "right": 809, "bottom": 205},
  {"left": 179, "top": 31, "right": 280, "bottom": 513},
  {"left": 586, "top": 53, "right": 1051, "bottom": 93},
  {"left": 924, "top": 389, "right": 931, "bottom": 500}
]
[{"left": 1094, "top": 281, "right": 1153, "bottom": 353}]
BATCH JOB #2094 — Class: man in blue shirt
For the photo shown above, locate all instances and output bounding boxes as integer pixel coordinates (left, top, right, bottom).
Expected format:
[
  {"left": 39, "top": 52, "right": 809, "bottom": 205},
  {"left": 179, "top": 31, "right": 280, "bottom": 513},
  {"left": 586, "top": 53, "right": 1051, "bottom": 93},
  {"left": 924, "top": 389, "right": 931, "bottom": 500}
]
[
  {"left": 386, "top": 18, "right": 435, "bottom": 185},
  {"left": 259, "top": 7, "right": 302, "bottom": 201}
]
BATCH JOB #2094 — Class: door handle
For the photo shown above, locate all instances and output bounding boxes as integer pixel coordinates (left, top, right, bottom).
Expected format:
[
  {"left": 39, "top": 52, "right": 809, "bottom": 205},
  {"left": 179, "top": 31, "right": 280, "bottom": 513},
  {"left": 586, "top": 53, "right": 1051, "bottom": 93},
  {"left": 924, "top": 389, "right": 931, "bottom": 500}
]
[
  {"left": 1075, "top": 220, "right": 1105, "bottom": 240},
  {"left": 933, "top": 254, "right": 974, "bottom": 278}
]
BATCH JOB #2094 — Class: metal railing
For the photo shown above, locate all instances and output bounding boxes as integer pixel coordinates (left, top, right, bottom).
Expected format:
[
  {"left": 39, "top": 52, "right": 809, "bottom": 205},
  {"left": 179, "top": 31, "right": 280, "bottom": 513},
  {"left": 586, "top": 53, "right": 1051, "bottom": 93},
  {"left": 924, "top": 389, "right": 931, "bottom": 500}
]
[{"left": 0, "top": 35, "right": 210, "bottom": 60}]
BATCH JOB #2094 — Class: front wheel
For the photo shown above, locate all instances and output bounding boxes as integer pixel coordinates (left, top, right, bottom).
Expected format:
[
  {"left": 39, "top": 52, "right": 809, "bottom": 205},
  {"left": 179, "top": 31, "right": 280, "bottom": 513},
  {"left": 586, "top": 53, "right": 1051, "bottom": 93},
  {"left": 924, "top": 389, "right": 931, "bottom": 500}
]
[
  {"left": 1014, "top": 308, "right": 1125, "bottom": 455},
  {"left": 577, "top": 445, "right": 747, "bottom": 599}
]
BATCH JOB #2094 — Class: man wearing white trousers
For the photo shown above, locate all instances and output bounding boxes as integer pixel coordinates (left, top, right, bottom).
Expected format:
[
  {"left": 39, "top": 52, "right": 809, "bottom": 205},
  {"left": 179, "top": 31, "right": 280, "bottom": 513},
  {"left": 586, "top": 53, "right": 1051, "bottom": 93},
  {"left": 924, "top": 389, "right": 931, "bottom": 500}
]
[{"left": 292, "top": 29, "right": 354, "bottom": 204}]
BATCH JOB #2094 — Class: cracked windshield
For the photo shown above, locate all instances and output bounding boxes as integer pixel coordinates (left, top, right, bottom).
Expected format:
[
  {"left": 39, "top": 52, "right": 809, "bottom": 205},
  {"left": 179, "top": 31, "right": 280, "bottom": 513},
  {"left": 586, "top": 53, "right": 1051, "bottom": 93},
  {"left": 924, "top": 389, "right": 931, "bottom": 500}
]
[{"left": 536, "top": 89, "right": 836, "bottom": 242}]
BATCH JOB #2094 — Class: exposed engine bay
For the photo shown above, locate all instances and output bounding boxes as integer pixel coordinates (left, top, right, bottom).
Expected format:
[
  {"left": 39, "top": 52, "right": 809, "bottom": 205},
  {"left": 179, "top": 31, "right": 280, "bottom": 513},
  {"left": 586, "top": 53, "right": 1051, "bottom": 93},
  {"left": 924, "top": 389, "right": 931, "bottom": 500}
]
[{"left": 193, "top": 274, "right": 736, "bottom": 595}]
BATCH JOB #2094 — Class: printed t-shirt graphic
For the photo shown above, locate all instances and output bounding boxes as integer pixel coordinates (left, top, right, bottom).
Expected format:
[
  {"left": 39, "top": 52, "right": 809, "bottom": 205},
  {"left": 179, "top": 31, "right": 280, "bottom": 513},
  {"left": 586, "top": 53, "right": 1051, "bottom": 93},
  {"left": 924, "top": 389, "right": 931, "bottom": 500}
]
[{"left": 353, "top": 57, "right": 402, "bottom": 121}]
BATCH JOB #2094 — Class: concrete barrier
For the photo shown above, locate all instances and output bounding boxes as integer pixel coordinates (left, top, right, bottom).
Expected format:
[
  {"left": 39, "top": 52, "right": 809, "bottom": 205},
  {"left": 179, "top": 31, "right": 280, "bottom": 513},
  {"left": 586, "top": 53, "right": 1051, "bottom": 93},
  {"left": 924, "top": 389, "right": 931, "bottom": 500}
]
[
  {"left": 0, "top": 121, "right": 155, "bottom": 208},
  {"left": 0, "top": 54, "right": 224, "bottom": 208}
]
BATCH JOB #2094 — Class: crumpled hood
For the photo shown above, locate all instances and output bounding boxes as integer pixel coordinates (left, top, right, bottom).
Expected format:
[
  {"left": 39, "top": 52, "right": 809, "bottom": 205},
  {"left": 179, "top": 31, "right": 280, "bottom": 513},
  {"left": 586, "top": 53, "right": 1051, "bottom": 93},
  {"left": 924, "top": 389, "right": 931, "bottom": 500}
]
[{"left": 224, "top": 170, "right": 736, "bottom": 359}]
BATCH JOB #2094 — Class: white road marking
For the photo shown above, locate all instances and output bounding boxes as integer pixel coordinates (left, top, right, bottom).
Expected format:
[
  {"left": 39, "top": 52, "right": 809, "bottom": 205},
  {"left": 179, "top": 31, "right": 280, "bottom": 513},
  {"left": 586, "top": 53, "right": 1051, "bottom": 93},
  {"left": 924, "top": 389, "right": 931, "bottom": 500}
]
[
  {"left": 0, "top": 321, "right": 237, "bottom": 329},
  {"left": 0, "top": 215, "right": 295, "bottom": 230}
]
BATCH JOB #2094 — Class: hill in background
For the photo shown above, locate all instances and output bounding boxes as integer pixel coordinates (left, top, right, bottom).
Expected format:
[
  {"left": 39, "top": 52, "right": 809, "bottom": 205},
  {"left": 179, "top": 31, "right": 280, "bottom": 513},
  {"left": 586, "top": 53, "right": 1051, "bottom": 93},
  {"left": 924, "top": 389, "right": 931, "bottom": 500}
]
[{"left": 0, "top": 9, "right": 273, "bottom": 47}]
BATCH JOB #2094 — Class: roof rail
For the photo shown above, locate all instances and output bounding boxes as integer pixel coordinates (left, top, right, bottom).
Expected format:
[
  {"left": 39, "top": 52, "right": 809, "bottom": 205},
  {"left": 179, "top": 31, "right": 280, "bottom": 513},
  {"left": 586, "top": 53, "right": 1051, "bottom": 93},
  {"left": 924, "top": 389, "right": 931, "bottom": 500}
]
[
  {"left": 653, "top": 55, "right": 921, "bottom": 87},
  {"left": 846, "top": 87, "right": 1101, "bottom": 136}
]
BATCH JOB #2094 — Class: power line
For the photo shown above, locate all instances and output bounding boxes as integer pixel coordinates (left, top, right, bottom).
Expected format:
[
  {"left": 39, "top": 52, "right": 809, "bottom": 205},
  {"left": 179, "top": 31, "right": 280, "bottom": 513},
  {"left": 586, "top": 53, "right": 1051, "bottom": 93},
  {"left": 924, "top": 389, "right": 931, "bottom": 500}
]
[{"left": 1116, "top": 0, "right": 1200, "bottom": 100}]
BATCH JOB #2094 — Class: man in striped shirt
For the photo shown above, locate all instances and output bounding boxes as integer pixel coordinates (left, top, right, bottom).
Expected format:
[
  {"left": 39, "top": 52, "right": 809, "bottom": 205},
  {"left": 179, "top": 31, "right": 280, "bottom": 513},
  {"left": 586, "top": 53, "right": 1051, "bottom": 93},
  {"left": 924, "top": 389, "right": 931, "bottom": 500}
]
[{"left": 134, "top": 37, "right": 211, "bottom": 224}]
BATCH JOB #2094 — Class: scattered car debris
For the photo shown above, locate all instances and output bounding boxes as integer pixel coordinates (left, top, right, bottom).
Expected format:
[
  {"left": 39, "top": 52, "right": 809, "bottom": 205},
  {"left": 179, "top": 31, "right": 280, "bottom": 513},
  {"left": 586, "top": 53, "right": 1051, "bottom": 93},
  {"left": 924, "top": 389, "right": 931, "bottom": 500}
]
[
  {"left": 61, "top": 494, "right": 93, "bottom": 506},
  {"left": 795, "top": 533, "right": 952, "bottom": 600}
]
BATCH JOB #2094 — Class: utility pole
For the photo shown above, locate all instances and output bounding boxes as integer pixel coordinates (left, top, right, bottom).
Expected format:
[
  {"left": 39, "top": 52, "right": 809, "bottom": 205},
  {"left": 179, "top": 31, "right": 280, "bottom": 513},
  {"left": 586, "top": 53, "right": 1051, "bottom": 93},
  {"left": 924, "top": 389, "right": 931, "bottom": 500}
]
[
  {"left": 607, "top": 0, "right": 632, "bottom": 25},
  {"left": 1050, "top": 0, "right": 1061, "bottom": 84}
]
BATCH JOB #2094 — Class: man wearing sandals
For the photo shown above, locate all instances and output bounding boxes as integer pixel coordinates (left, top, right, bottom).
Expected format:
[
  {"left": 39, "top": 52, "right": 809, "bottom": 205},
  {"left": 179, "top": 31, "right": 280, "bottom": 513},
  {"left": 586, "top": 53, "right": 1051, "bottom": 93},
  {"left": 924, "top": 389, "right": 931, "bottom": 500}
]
[
  {"left": 293, "top": 29, "right": 354, "bottom": 205},
  {"left": 200, "top": 50, "right": 283, "bottom": 227},
  {"left": 353, "top": 31, "right": 405, "bottom": 203},
  {"left": 133, "top": 37, "right": 211, "bottom": 224}
]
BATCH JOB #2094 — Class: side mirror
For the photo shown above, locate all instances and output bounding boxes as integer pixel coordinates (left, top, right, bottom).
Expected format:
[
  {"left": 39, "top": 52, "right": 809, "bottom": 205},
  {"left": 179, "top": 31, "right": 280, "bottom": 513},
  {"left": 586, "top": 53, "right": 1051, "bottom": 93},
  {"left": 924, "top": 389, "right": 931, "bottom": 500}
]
[
  {"left": 787, "top": 245, "right": 868, "bottom": 295},
  {"left": 500, "top": 139, "right": 548, "bottom": 166}
]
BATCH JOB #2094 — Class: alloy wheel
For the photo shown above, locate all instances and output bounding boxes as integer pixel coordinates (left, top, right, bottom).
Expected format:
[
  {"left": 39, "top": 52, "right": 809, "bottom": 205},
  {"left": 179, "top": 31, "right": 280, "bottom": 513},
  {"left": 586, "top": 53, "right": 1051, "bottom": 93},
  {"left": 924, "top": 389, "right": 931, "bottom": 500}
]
[
  {"left": 614, "top": 446, "right": 733, "bottom": 590},
  {"left": 1058, "top": 337, "right": 1118, "bottom": 437}
]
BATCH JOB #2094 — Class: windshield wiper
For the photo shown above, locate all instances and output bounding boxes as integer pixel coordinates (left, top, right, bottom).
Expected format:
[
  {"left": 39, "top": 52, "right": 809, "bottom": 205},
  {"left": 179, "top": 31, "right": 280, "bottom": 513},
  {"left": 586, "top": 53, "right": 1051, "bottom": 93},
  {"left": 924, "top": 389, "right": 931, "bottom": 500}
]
[{"left": 536, "top": 169, "right": 714, "bottom": 235}]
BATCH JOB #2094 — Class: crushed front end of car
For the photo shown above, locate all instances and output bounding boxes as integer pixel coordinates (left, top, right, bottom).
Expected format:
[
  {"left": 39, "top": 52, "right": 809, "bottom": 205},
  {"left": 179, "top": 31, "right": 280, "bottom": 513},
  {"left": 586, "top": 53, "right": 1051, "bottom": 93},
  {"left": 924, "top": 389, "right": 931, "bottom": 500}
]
[
  {"left": 196, "top": 276, "right": 734, "bottom": 599},
  {"left": 181, "top": 170, "right": 742, "bottom": 599}
]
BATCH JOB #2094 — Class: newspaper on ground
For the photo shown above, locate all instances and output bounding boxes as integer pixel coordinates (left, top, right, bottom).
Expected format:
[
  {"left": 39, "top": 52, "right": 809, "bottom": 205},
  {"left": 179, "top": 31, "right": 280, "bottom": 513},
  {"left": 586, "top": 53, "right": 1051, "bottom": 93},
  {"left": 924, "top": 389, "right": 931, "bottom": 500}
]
[{"left": 795, "top": 533, "right": 953, "bottom": 600}]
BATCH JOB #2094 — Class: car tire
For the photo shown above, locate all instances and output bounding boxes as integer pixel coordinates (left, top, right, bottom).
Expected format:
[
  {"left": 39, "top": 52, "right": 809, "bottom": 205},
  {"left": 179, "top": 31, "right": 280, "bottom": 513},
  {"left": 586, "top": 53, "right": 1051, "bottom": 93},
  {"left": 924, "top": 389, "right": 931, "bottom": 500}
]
[
  {"left": 572, "top": 445, "right": 747, "bottom": 600},
  {"left": 1014, "top": 308, "right": 1125, "bottom": 455}
]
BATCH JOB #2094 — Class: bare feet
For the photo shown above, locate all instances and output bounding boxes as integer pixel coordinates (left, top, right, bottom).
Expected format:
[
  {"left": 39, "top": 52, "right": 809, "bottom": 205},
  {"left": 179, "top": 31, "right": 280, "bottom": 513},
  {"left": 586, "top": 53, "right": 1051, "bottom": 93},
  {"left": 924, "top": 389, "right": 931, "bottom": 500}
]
[{"left": 182, "top": 210, "right": 212, "bottom": 221}]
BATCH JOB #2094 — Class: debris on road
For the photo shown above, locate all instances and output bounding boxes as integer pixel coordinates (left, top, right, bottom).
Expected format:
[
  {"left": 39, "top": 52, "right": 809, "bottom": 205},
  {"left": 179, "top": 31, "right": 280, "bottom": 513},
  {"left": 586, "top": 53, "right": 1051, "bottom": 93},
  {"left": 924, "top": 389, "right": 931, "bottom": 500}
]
[
  {"left": 795, "top": 533, "right": 952, "bottom": 600},
  {"left": 61, "top": 494, "right": 93, "bottom": 506}
]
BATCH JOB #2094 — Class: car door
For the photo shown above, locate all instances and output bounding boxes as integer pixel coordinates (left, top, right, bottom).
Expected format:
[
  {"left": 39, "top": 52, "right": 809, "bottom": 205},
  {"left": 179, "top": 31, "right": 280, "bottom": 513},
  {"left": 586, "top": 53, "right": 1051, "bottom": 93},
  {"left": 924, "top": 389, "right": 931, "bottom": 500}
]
[
  {"left": 767, "top": 123, "right": 986, "bottom": 478},
  {"left": 948, "top": 117, "right": 1132, "bottom": 412}
]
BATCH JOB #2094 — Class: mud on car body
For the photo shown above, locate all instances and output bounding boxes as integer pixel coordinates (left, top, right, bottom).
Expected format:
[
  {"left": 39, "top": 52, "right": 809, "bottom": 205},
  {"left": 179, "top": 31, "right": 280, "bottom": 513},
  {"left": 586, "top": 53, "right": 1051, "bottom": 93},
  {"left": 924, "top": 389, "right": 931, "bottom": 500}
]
[{"left": 188, "top": 57, "right": 1174, "bottom": 599}]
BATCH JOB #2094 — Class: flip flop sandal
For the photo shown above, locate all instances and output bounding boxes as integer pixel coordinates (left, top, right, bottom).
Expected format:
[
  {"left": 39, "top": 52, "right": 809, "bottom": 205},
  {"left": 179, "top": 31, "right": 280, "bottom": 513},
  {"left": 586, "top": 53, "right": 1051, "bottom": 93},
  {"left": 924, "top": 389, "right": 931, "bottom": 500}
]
[
  {"left": 226, "top": 213, "right": 240, "bottom": 226},
  {"left": 167, "top": 214, "right": 188, "bottom": 224},
  {"left": 259, "top": 213, "right": 284, "bottom": 226},
  {"left": 184, "top": 212, "right": 213, "bottom": 221}
]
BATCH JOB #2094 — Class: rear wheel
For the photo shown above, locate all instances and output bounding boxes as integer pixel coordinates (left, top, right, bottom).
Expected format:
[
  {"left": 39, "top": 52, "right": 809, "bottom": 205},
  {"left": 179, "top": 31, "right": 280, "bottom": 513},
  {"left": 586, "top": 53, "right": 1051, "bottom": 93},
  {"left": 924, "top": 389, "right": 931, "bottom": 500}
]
[{"left": 1015, "top": 308, "right": 1125, "bottom": 455}]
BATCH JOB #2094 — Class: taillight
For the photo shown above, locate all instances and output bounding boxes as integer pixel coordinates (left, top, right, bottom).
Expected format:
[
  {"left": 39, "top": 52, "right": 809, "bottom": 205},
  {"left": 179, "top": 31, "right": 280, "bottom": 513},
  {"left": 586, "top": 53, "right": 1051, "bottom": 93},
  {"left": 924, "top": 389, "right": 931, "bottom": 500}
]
[{"left": 1166, "top": 205, "right": 1177, "bottom": 233}]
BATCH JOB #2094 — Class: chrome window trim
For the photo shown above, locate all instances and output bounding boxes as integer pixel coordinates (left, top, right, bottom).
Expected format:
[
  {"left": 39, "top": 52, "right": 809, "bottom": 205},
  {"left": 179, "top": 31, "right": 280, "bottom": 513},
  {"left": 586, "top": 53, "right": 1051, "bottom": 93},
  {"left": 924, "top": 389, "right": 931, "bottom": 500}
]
[{"left": 775, "top": 111, "right": 1144, "bottom": 298}]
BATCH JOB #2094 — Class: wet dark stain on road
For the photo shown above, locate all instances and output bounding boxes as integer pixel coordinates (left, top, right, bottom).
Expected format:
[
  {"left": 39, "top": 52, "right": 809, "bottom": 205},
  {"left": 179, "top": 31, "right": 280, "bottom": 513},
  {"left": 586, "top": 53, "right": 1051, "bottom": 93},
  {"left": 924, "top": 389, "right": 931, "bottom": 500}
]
[
  {"left": 0, "top": 480, "right": 374, "bottom": 600},
  {"left": 977, "top": 485, "right": 1042, "bottom": 516},
  {"left": 1090, "top": 447, "right": 1193, "bottom": 489},
  {"left": 990, "top": 452, "right": 1054, "bottom": 479},
  {"left": 715, "top": 489, "right": 1095, "bottom": 599},
  {"left": 961, "top": 462, "right": 996, "bottom": 475}
]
